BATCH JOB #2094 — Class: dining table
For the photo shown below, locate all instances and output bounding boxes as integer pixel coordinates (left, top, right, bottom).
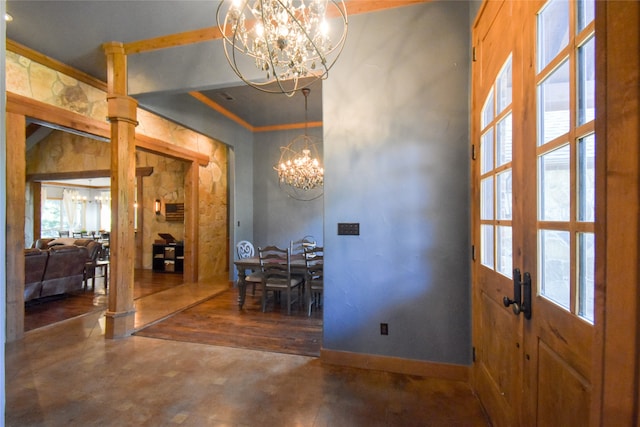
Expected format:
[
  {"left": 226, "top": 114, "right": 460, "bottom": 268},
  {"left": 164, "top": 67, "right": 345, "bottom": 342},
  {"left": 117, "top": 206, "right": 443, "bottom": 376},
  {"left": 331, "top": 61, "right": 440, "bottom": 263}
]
[{"left": 234, "top": 254, "right": 309, "bottom": 308}]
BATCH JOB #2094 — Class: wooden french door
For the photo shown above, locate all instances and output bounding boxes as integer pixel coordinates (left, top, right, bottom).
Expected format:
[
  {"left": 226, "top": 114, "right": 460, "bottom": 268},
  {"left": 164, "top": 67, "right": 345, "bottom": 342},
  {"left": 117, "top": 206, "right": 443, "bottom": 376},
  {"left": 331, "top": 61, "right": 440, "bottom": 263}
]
[{"left": 472, "top": 1, "right": 596, "bottom": 425}]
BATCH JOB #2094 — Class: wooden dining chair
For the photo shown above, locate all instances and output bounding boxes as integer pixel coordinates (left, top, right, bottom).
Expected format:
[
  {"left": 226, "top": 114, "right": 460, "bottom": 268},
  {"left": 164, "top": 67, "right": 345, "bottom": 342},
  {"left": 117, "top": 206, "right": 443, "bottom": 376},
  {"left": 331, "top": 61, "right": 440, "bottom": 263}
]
[
  {"left": 304, "top": 246, "right": 324, "bottom": 316},
  {"left": 258, "top": 245, "right": 303, "bottom": 315},
  {"left": 290, "top": 235, "right": 316, "bottom": 257},
  {"left": 236, "top": 240, "right": 262, "bottom": 295}
]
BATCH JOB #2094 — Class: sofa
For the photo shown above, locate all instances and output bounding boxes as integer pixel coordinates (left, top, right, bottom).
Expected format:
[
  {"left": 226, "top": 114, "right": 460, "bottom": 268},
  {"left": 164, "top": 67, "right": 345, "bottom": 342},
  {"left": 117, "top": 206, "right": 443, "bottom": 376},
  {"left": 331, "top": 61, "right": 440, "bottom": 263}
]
[{"left": 25, "top": 238, "right": 102, "bottom": 302}]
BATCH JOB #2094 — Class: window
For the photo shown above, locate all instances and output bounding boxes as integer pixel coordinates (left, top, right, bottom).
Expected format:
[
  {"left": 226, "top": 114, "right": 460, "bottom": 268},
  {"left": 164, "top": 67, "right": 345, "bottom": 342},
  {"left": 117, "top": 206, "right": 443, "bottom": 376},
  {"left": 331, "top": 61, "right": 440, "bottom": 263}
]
[
  {"left": 479, "top": 56, "right": 513, "bottom": 279},
  {"left": 536, "top": 0, "right": 595, "bottom": 322}
]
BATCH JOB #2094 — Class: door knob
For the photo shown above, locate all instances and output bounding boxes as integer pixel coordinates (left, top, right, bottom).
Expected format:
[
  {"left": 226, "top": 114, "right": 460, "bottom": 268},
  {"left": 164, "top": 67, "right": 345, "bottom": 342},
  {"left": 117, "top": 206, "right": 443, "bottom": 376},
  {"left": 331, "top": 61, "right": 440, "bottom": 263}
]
[{"left": 503, "top": 295, "right": 522, "bottom": 315}]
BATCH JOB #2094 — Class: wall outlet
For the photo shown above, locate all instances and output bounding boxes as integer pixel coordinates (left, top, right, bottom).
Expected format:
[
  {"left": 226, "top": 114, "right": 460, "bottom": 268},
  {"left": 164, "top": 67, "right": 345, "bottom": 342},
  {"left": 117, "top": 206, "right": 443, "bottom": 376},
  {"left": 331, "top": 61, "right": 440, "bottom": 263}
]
[{"left": 380, "top": 323, "right": 389, "bottom": 335}]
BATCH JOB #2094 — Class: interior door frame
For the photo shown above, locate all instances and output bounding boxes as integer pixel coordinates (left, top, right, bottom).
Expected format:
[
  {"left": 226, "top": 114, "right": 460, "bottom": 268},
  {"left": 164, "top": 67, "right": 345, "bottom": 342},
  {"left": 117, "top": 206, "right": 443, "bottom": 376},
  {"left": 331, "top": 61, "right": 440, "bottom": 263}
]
[
  {"left": 4, "top": 92, "right": 207, "bottom": 341},
  {"left": 592, "top": 1, "right": 640, "bottom": 424}
]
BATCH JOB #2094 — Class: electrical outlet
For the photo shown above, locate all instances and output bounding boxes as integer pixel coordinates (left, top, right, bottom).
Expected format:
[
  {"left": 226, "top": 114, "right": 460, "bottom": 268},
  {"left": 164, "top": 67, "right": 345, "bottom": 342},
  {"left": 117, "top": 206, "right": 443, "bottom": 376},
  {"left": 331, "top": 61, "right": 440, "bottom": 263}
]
[{"left": 380, "top": 323, "right": 388, "bottom": 335}]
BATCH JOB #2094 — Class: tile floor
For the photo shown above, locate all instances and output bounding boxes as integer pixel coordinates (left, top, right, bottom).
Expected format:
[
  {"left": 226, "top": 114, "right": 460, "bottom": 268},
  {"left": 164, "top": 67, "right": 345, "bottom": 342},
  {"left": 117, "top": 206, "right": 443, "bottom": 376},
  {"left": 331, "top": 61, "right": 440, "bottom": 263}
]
[{"left": 5, "top": 280, "right": 490, "bottom": 427}]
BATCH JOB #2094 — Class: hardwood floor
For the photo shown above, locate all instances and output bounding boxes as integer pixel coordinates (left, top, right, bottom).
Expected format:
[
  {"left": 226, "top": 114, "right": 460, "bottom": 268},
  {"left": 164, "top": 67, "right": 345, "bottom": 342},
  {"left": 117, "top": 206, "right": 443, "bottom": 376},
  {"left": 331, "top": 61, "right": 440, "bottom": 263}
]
[
  {"left": 24, "top": 269, "right": 185, "bottom": 332},
  {"left": 135, "top": 286, "right": 323, "bottom": 357},
  {"left": 24, "top": 269, "right": 323, "bottom": 358}
]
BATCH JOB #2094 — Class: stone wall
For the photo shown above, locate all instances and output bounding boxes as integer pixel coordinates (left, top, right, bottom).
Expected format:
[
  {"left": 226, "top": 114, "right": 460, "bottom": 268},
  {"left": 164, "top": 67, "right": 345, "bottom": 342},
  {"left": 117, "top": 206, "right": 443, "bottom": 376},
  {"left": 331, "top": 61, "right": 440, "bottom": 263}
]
[{"left": 9, "top": 49, "right": 228, "bottom": 279}]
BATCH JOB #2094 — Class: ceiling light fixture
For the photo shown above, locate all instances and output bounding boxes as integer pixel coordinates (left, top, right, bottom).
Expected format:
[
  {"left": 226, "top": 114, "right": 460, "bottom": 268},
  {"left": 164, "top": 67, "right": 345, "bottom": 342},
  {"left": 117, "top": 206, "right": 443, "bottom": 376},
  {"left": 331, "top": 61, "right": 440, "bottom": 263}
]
[
  {"left": 216, "top": 0, "right": 348, "bottom": 97},
  {"left": 274, "top": 88, "right": 323, "bottom": 200},
  {"left": 5, "top": 12, "right": 13, "bottom": 22}
]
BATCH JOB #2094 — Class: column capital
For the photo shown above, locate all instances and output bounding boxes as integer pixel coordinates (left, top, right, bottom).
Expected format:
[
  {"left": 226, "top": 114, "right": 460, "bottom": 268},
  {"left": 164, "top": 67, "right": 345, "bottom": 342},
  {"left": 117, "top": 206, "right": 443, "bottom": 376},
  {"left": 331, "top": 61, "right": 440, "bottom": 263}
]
[
  {"left": 102, "top": 41, "right": 125, "bottom": 56},
  {"left": 107, "top": 95, "right": 138, "bottom": 125},
  {"left": 103, "top": 41, "right": 128, "bottom": 96}
]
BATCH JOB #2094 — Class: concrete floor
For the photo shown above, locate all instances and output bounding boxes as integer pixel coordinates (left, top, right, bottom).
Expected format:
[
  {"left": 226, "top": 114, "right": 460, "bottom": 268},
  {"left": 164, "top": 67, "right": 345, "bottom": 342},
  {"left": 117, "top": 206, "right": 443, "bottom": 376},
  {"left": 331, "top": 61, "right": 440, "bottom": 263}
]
[{"left": 6, "top": 282, "right": 489, "bottom": 426}]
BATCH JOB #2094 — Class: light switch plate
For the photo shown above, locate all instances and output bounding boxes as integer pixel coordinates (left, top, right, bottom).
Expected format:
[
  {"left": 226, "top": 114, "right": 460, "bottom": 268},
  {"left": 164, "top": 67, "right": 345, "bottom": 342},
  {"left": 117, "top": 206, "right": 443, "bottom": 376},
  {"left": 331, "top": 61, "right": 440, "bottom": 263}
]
[{"left": 338, "top": 223, "right": 360, "bottom": 235}]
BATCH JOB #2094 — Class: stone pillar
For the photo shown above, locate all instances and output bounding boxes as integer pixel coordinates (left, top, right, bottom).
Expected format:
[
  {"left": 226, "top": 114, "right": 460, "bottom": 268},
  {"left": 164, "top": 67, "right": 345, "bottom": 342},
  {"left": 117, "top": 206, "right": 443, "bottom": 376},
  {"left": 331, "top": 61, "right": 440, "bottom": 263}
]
[{"left": 103, "top": 42, "right": 138, "bottom": 338}]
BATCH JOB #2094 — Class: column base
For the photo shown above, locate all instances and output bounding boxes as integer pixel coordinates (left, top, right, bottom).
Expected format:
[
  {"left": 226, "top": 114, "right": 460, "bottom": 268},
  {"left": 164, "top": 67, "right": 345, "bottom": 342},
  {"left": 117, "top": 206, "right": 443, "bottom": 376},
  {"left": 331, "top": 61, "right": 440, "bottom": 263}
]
[{"left": 104, "top": 309, "right": 136, "bottom": 339}]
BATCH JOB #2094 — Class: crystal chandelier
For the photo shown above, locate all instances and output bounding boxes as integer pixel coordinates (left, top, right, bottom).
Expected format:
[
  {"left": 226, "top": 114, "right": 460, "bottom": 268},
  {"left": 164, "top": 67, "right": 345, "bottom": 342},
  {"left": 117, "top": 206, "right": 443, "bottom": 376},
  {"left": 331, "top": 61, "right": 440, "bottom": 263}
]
[
  {"left": 274, "top": 88, "right": 323, "bottom": 200},
  {"left": 216, "top": 0, "right": 348, "bottom": 96}
]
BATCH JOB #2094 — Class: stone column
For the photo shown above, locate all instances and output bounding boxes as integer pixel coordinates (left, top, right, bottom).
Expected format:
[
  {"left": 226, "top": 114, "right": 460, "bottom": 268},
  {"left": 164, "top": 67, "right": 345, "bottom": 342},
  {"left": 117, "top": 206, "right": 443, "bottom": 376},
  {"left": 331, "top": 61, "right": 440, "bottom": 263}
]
[{"left": 103, "top": 42, "right": 138, "bottom": 338}]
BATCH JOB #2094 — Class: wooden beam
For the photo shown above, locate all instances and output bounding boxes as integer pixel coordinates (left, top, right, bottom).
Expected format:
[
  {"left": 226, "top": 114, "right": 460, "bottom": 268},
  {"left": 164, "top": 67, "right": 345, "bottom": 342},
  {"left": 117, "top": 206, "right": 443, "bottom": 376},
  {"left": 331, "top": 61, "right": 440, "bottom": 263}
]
[
  {"left": 5, "top": 112, "right": 26, "bottom": 342},
  {"left": 7, "top": 92, "right": 111, "bottom": 140},
  {"left": 344, "top": 0, "right": 428, "bottom": 16},
  {"left": 26, "top": 167, "right": 154, "bottom": 182},
  {"left": 135, "top": 133, "right": 210, "bottom": 167},
  {"left": 124, "top": 0, "right": 430, "bottom": 55},
  {"left": 124, "top": 26, "right": 224, "bottom": 55}
]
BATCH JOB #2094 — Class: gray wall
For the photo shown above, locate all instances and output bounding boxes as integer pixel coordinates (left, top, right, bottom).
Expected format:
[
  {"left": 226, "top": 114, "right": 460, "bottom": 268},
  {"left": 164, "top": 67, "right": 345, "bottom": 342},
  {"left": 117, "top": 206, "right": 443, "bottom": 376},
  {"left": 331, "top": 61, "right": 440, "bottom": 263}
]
[
  {"left": 133, "top": 0, "right": 474, "bottom": 366},
  {"left": 322, "top": 1, "right": 472, "bottom": 364},
  {"left": 252, "top": 127, "right": 324, "bottom": 250}
]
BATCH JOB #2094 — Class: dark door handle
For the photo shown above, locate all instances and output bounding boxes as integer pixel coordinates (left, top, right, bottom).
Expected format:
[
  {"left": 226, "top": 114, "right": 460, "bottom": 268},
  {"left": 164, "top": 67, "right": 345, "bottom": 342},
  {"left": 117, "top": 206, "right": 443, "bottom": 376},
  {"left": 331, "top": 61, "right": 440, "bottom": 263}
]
[{"left": 503, "top": 268, "right": 532, "bottom": 319}]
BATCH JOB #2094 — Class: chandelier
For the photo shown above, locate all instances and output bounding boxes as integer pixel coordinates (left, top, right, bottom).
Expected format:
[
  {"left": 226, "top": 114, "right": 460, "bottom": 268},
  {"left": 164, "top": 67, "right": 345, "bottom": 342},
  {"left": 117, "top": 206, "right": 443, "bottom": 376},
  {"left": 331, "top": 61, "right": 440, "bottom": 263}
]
[
  {"left": 274, "top": 88, "right": 323, "bottom": 200},
  {"left": 216, "top": 0, "right": 348, "bottom": 96}
]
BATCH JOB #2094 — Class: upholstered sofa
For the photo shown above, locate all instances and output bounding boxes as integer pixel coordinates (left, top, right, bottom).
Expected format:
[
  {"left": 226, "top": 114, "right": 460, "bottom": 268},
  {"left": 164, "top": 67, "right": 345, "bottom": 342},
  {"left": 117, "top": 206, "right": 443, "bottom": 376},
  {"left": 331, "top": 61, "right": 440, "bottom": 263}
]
[{"left": 24, "top": 238, "right": 102, "bottom": 302}]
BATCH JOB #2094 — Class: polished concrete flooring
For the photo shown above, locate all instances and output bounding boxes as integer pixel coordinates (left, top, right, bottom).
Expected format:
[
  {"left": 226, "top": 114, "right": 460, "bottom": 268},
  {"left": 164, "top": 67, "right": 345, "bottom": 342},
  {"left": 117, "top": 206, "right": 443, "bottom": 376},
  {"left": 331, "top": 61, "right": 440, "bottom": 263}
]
[{"left": 6, "top": 276, "right": 489, "bottom": 426}]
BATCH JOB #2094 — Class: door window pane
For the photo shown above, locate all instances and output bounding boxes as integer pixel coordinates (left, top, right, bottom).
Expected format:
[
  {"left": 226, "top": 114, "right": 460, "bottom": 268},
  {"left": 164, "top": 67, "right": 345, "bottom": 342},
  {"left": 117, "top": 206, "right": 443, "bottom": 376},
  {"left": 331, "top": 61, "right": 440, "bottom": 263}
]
[
  {"left": 497, "top": 170, "right": 512, "bottom": 220},
  {"left": 578, "top": 232, "right": 595, "bottom": 322},
  {"left": 539, "top": 145, "right": 570, "bottom": 221},
  {"left": 497, "top": 226, "right": 513, "bottom": 278},
  {"left": 496, "top": 57, "right": 512, "bottom": 114},
  {"left": 538, "top": 60, "right": 570, "bottom": 145},
  {"left": 578, "top": 36, "right": 595, "bottom": 126},
  {"left": 481, "top": 129, "right": 494, "bottom": 174},
  {"left": 540, "top": 229, "right": 571, "bottom": 310},
  {"left": 481, "top": 177, "right": 494, "bottom": 220},
  {"left": 497, "top": 113, "right": 513, "bottom": 166},
  {"left": 481, "top": 224, "right": 494, "bottom": 269},
  {"left": 578, "top": 134, "right": 595, "bottom": 222},
  {"left": 482, "top": 89, "right": 494, "bottom": 129},
  {"left": 537, "top": 0, "right": 569, "bottom": 71},
  {"left": 577, "top": 0, "right": 595, "bottom": 32}
]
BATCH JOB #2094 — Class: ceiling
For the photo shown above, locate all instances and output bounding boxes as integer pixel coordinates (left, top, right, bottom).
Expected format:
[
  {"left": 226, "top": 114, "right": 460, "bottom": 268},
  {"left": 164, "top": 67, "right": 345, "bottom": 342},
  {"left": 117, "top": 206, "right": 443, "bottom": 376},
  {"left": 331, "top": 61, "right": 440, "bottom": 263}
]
[{"left": 5, "top": 0, "right": 333, "bottom": 128}]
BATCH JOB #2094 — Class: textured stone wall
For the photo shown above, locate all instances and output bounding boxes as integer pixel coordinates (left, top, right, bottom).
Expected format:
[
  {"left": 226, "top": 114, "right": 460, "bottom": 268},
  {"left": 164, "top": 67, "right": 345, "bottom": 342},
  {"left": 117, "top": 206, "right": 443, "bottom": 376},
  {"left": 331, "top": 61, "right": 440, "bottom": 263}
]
[
  {"left": 9, "top": 50, "right": 228, "bottom": 279},
  {"left": 6, "top": 51, "right": 107, "bottom": 121}
]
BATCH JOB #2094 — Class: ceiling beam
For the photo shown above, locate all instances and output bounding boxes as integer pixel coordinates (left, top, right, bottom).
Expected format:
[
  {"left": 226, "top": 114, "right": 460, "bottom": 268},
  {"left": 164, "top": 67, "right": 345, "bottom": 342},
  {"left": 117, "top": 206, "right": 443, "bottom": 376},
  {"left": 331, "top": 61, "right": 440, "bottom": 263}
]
[{"left": 124, "top": 0, "right": 429, "bottom": 55}]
